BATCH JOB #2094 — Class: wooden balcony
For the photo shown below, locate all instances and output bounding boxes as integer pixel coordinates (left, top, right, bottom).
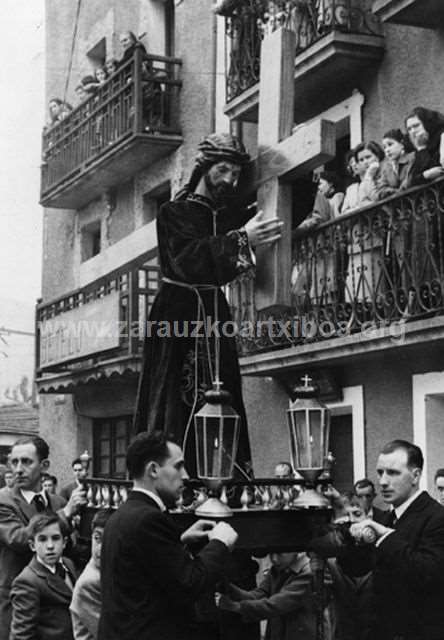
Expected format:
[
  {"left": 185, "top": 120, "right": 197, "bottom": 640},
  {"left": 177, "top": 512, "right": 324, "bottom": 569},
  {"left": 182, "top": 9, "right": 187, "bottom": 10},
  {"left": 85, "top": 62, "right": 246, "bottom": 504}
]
[
  {"left": 373, "top": 0, "right": 444, "bottom": 29},
  {"left": 228, "top": 178, "right": 444, "bottom": 365},
  {"left": 41, "top": 47, "right": 182, "bottom": 210},
  {"left": 223, "top": 0, "right": 384, "bottom": 123},
  {"left": 35, "top": 256, "right": 160, "bottom": 390}
]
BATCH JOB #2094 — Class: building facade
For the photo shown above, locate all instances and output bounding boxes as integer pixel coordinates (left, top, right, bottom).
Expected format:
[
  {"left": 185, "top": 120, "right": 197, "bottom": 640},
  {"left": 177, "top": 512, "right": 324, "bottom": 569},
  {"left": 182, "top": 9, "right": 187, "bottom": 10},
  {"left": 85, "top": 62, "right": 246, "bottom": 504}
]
[
  {"left": 37, "top": 0, "right": 444, "bottom": 495},
  {"left": 37, "top": 0, "right": 224, "bottom": 485},
  {"left": 218, "top": 0, "right": 444, "bottom": 494}
]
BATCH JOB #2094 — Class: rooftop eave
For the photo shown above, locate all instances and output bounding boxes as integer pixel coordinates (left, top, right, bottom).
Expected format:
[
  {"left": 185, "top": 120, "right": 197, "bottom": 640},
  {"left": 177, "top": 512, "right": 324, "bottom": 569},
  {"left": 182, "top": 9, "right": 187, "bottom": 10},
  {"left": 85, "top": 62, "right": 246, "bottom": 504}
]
[{"left": 36, "top": 355, "right": 142, "bottom": 394}]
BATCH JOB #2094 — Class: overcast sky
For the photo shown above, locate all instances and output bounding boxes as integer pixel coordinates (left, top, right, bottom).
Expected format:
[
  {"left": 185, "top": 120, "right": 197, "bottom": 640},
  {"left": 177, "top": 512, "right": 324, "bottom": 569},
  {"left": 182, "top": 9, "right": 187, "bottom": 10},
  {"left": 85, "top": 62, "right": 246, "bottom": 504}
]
[{"left": 0, "top": 0, "right": 44, "bottom": 307}]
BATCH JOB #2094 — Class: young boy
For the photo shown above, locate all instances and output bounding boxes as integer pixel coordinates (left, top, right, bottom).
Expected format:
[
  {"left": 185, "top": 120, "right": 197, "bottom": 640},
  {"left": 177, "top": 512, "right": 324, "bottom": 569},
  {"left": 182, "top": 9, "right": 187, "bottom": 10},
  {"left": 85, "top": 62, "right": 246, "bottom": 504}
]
[
  {"left": 10, "top": 513, "right": 76, "bottom": 640},
  {"left": 215, "top": 551, "right": 332, "bottom": 640},
  {"left": 70, "top": 509, "right": 114, "bottom": 640}
]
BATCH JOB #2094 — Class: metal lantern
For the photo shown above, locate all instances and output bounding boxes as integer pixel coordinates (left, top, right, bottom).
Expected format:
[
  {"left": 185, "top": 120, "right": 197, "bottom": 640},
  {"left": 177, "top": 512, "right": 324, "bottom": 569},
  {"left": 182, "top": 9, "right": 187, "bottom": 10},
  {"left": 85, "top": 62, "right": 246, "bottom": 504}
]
[
  {"left": 194, "top": 381, "right": 240, "bottom": 517},
  {"left": 287, "top": 376, "right": 331, "bottom": 508}
]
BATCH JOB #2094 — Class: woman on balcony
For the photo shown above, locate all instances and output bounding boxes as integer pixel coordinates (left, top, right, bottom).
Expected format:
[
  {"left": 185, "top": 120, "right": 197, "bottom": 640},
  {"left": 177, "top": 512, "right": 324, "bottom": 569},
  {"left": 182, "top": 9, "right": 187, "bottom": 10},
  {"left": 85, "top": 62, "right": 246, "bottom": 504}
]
[
  {"left": 406, "top": 106, "right": 444, "bottom": 186},
  {"left": 134, "top": 133, "right": 282, "bottom": 477},
  {"left": 404, "top": 107, "right": 444, "bottom": 314}
]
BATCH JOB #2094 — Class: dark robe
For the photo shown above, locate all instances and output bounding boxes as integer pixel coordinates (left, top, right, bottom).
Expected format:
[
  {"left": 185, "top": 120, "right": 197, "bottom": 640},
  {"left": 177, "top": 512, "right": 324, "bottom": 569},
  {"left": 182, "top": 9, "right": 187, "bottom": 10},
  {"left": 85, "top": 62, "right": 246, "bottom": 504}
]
[
  {"left": 134, "top": 194, "right": 254, "bottom": 476},
  {"left": 410, "top": 127, "right": 444, "bottom": 186}
]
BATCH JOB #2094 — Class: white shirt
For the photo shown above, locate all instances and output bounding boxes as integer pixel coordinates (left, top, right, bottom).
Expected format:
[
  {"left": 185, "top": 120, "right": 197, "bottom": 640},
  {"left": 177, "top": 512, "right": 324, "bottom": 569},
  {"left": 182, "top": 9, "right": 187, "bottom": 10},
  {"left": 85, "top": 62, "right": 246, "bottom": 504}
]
[
  {"left": 131, "top": 487, "right": 166, "bottom": 512},
  {"left": 21, "top": 489, "right": 48, "bottom": 506},
  {"left": 376, "top": 489, "right": 422, "bottom": 546}
]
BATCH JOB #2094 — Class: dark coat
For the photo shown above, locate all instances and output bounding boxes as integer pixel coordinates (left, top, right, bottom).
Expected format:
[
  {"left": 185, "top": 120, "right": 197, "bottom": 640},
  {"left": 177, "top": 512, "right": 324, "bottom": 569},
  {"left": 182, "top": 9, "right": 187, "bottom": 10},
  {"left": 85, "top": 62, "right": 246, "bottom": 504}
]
[
  {"left": 372, "top": 491, "right": 444, "bottom": 640},
  {"left": 9, "top": 555, "right": 76, "bottom": 640},
  {"left": 230, "top": 554, "right": 329, "bottom": 640},
  {"left": 0, "top": 487, "right": 68, "bottom": 640},
  {"left": 134, "top": 196, "right": 254, "bottom": 474},
  {"left": 59, "top": 482, "right": 78, "bottom": 502},
  {"left": 98, "top": 490, "right": 231, "bottom": 640}
]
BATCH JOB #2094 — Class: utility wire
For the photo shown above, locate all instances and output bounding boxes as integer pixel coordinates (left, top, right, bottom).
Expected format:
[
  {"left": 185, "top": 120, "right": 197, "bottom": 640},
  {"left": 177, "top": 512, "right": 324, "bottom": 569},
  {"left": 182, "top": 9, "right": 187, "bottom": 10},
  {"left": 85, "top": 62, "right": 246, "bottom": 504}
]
[{"left": 63, "top": 0, "right": 83, "bottom": 104}]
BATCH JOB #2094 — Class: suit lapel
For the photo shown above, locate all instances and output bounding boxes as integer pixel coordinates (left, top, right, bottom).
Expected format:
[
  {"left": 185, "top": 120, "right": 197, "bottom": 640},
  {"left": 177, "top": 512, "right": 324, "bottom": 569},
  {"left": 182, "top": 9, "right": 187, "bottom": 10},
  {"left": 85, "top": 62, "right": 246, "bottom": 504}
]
[
  {"left": 30, "top": 557, "right": 73, "bottom": 600},
  {"left": 11, "top": 488, "right": 36, "bottom": 523}
]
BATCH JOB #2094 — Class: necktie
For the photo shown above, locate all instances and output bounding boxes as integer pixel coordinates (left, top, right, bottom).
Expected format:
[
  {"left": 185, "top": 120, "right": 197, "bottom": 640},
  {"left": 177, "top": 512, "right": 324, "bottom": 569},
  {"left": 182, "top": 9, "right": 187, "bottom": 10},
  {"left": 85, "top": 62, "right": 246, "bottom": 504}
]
[
  {"left": 32, "top": 494, "right": 46, "bottom": 513},
  {"left": 387, "top": 510, "right": 398, "bottom": 528},
  {"left": 55, "top": 563, "right": 66, "bottom": 580}
]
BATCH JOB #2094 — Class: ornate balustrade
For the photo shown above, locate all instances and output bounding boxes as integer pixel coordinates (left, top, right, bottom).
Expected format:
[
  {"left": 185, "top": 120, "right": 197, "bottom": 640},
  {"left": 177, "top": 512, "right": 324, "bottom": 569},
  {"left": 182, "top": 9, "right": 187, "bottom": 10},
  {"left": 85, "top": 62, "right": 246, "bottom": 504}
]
[
  {"left": 36, "top": 260, "right": 159, "bottom": 373},
  {"left": 224, "top": 0, "right": 381, "bottom": 102},
  {"left": 229, "top": 178, "right": 444, "bottom": 354},
  {"left": 80, "top": 476, "right": 330, "bottom": 553},
  {"left": 41, "top": 47, "right": 182, "bottom": 208},
  {"left": 82, "top": 476, "right": 306, "bottom": 512}
]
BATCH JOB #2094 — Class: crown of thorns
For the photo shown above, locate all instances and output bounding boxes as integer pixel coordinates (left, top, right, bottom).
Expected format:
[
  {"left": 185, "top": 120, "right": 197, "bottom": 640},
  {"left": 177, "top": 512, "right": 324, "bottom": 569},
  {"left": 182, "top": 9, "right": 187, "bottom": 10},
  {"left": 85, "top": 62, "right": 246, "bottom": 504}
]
[{"left": 195, "top": 133, "right": 250, "bottom": 168}]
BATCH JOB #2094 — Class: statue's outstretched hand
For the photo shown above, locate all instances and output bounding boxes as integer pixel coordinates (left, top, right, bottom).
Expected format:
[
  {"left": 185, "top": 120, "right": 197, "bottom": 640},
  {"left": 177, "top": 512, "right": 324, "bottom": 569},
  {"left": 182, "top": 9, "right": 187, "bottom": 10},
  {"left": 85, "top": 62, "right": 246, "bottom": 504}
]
[{"left": 244, "top": 210, "right": 283, "bottom": 247}]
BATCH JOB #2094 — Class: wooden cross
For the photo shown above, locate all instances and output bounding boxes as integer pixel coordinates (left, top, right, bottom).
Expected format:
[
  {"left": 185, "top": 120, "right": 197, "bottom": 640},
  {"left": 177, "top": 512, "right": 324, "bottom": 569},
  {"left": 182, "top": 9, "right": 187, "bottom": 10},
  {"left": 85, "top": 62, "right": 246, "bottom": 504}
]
[{"left": 242, "top": 28, "right": 336, "bottom": 309}]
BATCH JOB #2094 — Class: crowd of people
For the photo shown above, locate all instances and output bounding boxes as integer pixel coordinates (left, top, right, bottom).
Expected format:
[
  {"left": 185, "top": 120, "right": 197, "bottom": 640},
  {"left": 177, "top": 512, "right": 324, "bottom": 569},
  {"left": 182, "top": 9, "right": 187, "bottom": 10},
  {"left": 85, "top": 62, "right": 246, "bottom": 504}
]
[
  {"left": 45, "top": 30, "right": 163, "bottom": 136},
  {"left": 291, "top": 106, "right": 444, "bottom": 308},
  {"left": 1, "top": 434, "right": 444, "bottom": 640},
  {"left": 297, "top": 105, "right": 444, "bottom": 231}
]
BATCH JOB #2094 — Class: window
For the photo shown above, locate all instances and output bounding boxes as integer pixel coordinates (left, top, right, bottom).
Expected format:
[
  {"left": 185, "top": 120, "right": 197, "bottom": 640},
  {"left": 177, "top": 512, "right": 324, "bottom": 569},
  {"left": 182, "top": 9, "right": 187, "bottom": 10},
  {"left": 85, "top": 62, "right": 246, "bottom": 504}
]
[
  {"left": 143, "top": 182, "right": 171, "bottom": 224},
  {"left": 0, "top": 446, "right": 10, "bottom": 465},
  {"left": 93, "top": 416, "right": 132, "bottom": 479},
  {"left": 81, "top": 220, "right": 101, "bottom": 262},
  {"left": 87, "top": 38, "right": 106, "bottom": 67}
]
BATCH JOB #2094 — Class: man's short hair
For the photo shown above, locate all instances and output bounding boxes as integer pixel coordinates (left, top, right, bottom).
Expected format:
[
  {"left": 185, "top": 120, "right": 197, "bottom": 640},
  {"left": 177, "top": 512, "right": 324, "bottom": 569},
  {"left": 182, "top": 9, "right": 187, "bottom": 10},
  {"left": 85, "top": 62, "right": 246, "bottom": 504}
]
[
  {"left": 42, "top": 473, "right": 58, "bottom": 486},
  {"left": 92, "top": 508, "right": 114, "bottom": 531},
  {"left": 72, "top": 458, "right": 82, "bottom": 467},
  {"left": 380, "top": 439, "right": 424, "bottom": 470},
  {"left": 12, "top": 436, "right": 49, "bottom": 462},
  {"left": 354, "top": 478, "right": 376, "bottom": 494},
  {"left": 434, "top": 468, "right": 444, "bottom": 482},
  {"left": 126, "top": 431, "right": 172, "bottom": 480},
  {"left": 28, "top": 514, "right": 65, "bottom": 539}
]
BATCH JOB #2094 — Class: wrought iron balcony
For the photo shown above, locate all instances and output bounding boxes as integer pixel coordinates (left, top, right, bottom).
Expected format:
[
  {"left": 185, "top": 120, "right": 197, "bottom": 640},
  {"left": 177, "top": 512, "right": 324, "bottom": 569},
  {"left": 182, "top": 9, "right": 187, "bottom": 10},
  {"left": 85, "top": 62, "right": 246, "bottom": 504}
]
[
  {"left": 35, "top": 258, "right": 159, "bottom": 385},
  {"left": 223, "top": 0, "right": 383, "bottom": 122},
  {"left": 373, "top": 0, "right": 443, "bottom": 29},
  {"left": 41, "top": 47, "right": 182, "bottom": 209},
  {"left": 229, "top": 178, "right": 444, "bottom": 356}
]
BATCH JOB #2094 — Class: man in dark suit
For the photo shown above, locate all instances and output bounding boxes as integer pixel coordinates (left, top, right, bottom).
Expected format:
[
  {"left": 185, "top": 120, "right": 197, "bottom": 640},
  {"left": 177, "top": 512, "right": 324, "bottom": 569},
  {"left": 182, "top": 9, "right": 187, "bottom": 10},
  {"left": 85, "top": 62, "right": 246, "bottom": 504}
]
[
  {"left": 351, "top": 439, "right": 444, "bottom": 640},
  {"left": 98, "top": 431, "right": 239, "bottom": 640},
  {"left": 0, "top": 436, "right": 86, "bottom": 640},
  {"left": 353, "top": 478, "right": 387, "bottom": 523},
  {"left": 60, "top": 458, "right": 86, "bottom": 501}
]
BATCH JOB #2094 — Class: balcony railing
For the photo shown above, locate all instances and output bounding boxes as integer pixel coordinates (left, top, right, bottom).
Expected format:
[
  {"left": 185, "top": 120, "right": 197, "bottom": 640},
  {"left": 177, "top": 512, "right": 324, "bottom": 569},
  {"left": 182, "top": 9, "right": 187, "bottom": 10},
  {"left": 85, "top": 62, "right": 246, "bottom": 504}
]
[
  {"left": 229, "top": 178, "right": 444, "bottom": 355},
  {"left": 225, "top": 0, "right": 381, "bottom": 102},
  {"left": 41, "top": 46, "right": 182, "bottom": 208},
  {"left": 36, "top": 258, "right": 160, "bottom": 374}
]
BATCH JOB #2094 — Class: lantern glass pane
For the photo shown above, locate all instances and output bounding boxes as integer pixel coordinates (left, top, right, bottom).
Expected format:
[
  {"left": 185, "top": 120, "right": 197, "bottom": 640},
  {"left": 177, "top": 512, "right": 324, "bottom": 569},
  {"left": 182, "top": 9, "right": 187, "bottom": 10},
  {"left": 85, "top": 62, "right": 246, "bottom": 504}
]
[
  {"left": 288, "top": 410, "right": 307, "bottom": 470},
  {"left": 288, "top": 406, "right": 329, "bottom": 471},
  {"left": 195, "top": 415, "right": 240, "bottom": 480},
  {"left": 308, "top": 410, "right": 322, "bottom": 468}
]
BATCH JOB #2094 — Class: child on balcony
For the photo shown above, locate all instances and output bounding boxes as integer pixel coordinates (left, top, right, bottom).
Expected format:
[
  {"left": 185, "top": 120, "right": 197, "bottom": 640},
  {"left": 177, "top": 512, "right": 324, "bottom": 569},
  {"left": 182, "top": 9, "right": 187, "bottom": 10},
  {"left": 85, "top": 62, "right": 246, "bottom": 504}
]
[
  {"left": 215, "top": 551, "right": 333, "bottom": 640},
  {"left": 378, "top": 128, "right": 415, "bottom": 199}
]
